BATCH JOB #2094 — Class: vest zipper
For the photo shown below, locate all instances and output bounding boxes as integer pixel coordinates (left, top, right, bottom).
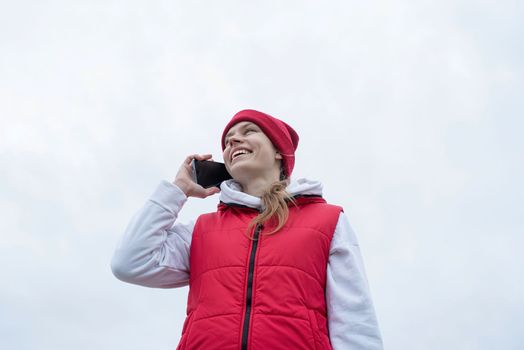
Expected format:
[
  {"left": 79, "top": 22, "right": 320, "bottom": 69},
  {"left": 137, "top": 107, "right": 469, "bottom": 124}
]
[{"left": 241, "top": 222, "right": 263, "bottom": 350}]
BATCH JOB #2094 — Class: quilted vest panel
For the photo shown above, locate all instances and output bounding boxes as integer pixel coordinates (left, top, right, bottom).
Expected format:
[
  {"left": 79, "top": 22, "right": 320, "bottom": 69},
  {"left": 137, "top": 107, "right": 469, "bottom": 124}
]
[{"left": 176, "top": 196, "right": 343, "bottom": 350}]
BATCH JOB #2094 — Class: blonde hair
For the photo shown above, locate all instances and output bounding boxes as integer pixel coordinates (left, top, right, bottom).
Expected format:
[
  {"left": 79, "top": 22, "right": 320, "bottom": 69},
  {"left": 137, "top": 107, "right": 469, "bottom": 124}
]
[{"left": 245, "top": 169, "right": 297, "bottom": 240}]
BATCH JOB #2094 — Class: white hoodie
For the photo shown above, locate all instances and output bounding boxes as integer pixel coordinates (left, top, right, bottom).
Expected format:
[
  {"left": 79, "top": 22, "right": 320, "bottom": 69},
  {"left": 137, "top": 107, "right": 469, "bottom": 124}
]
[{"left": 111, "top": 178, "right": 383, "bottom": 350}]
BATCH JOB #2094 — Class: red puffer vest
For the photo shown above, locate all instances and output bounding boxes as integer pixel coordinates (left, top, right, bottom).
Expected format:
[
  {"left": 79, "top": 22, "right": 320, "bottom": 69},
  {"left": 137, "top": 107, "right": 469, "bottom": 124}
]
[{"left": 176, "top": 195, "right": 343, "bottom": 350}]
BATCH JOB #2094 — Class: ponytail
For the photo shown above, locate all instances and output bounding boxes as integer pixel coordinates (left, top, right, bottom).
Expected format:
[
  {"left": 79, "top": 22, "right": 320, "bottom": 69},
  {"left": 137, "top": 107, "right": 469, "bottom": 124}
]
[{"left": 245, "top": 169, "right": 297, "bottom": 240}]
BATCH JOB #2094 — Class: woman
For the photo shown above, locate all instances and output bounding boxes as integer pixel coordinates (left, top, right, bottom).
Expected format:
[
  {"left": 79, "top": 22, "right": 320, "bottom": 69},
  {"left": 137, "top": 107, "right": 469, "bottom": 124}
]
[{"left": 111, "top": 109, "right": 383, "bottom": 349}]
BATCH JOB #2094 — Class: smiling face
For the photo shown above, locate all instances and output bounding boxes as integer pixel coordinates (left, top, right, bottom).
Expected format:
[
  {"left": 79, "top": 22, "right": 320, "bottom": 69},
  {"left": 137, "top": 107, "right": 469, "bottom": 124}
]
[{"left": 223, "top": 121, "right": 283, "bottom": 185}]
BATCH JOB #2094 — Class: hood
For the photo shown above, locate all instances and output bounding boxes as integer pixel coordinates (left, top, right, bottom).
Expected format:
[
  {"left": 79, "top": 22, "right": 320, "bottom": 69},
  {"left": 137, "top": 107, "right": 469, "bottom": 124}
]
[{"left": 219, "top": 178, "right": 323, "bottom": 210}]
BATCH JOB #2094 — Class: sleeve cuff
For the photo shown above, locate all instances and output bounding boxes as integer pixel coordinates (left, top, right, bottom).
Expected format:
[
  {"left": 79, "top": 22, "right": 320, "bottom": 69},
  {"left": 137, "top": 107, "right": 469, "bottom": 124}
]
[{"left": 149, "top": 180, "right": 188, "bottom": 214}]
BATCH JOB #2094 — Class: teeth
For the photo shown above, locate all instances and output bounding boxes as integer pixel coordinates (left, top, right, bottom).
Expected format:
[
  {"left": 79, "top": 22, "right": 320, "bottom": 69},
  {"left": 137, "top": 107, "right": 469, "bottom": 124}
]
[{"left": 232, "top": 149, "right": 251, "bottom": 160}]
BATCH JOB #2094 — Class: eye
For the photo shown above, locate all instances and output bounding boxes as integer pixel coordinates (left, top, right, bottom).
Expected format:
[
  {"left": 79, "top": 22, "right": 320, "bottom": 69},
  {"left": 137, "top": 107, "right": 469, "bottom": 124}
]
[{"left": 225, "top": 127, "right": 257, "bottom": 146}]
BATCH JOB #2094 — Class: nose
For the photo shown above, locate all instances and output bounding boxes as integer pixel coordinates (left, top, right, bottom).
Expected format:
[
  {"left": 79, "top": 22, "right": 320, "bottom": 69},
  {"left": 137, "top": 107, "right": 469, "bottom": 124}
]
[{"left": 226, "top": 134, "right": 243, "bottom": 148}]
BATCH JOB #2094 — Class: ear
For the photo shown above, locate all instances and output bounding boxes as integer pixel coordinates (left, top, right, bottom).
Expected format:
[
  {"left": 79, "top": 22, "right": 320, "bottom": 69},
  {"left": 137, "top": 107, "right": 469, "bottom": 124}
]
[{"left": 275, "top": 152, "right": 283, "bottom": 160}]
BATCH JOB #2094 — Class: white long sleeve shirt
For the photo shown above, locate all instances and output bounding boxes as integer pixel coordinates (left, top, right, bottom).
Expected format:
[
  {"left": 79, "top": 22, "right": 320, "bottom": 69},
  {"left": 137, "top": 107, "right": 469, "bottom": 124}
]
[{"left": 111, "top": 178, "right": 383, "bottom": 349}]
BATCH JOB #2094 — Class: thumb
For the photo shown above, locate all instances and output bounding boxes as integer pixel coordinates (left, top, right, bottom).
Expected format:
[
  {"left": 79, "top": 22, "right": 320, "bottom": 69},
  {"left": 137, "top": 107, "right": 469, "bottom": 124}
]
[{"left": 205, "top": 186, "right": 221, "bottom": 196}]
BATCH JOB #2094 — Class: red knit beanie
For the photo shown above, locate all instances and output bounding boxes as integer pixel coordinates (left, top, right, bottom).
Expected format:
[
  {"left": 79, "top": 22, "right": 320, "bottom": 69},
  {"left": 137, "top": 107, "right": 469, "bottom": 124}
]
[{"left": 221, "top": 109, "right": 299, "bottom": 178}]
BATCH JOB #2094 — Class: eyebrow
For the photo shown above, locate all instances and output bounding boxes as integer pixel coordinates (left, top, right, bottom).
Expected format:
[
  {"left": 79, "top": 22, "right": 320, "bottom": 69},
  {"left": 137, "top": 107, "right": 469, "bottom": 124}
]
[{"left": 224, "top": 123, "right": 256, "bottom": 143}]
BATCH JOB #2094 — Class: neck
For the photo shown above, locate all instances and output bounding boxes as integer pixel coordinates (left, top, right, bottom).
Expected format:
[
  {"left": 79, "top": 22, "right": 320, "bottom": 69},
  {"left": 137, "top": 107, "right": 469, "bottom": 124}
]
[
  {"left": 238, "top": 173, "right": 281, "bottom": 197},
  {"left": 242, "top": 179, "right": 273, "bottom": 197}
]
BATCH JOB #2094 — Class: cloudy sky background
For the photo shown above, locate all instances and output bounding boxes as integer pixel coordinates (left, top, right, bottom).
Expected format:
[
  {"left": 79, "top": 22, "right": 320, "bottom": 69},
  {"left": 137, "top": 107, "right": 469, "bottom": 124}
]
[{"left": 1, "top": 1, "right": 523, "bottom": 349}]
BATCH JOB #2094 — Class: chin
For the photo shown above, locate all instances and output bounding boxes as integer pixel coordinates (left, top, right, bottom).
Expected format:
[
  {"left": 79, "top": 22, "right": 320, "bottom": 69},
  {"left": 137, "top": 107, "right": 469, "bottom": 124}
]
[
  {"left": 229, "top": 163, "right": 260, "bottom": 180},
  {"left": 229, "top": 163, "right": 253, "bottom": 177}
]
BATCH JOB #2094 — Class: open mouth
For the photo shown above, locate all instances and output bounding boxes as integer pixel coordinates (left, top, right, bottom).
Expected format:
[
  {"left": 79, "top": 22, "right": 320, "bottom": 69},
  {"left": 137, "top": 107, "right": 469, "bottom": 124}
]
[{"left": 231, "top": 149, "right": 253, "bottom": 162}]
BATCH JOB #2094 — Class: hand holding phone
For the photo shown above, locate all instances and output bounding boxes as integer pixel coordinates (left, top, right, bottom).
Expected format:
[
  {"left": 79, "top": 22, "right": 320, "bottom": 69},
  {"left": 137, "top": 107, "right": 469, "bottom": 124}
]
[{"left": 173, "top": 154, "right": 223, "bottom": 198}]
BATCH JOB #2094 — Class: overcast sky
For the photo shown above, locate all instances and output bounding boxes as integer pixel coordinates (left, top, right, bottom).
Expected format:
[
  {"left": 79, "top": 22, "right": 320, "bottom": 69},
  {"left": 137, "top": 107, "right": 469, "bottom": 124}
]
[{"left": 1, "top": 1, "right": 523, "bottom": 349}]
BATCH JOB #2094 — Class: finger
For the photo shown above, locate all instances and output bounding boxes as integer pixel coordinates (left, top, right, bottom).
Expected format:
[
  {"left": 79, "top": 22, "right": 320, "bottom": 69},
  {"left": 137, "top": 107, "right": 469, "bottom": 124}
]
[
  {"left": 197, "top": 154, "right": 213, "bottom": 160},
  {"left": 184, "top": 154, "right": 197, "bottom": 164},
  {"left": 206, "top": 187, "right": 221, "bottom": 196},
  {"left": 186, "top": 153, "right": 212, "bottom": 163}
]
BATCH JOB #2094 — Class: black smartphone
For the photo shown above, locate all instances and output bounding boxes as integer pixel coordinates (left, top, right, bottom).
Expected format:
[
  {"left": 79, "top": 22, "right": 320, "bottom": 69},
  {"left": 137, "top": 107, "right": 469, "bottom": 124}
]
[{"left": 191, "top": 159, "right": 233, "bottom": 188}]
